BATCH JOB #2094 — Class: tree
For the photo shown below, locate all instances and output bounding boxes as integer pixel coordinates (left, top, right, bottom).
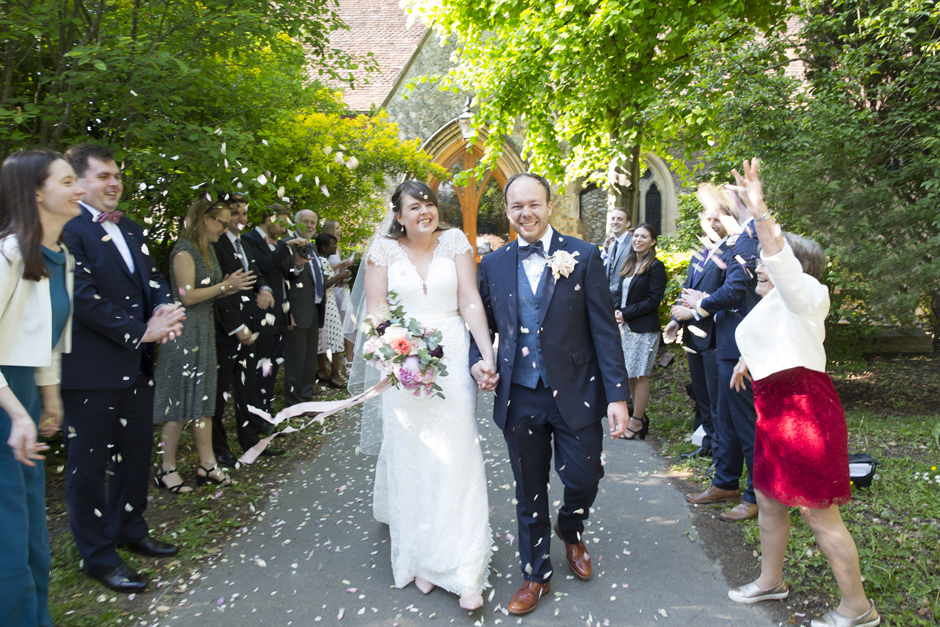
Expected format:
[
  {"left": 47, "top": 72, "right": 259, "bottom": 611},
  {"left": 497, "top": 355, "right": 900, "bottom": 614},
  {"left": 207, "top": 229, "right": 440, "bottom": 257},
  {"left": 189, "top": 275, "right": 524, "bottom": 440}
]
[
  {"left": 242, "top": 109, "right": 447, "bottom": 244},
  {"left": 1, "top": 0, "right": 447, "bottom": 266},
  {"left": 673, "top": 0, "right": 940, "bottom": 339},
  {"left": 402, "top": 0, "right": 792, "bottom": 224}
]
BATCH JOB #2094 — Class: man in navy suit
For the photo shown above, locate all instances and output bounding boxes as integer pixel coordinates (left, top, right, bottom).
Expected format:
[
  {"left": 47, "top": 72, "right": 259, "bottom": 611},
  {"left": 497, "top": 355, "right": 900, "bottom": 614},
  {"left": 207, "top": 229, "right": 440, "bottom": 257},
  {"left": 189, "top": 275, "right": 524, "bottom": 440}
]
[
  {"left": 469, "top": 173, "right": 630, "bottom": 616},
  {"left": 241, "top": 204, "right": 307, "bottom": 422},
  {"left": 681, "top": 191, "right": 761, "bottom": 523},
  {"left": 211, "top": 192, "right": 275, "bottom": 465},
  {"left": 61, "top": 144, "right": 186, "bottom": 592},
  {"left": 664, "top": 207, "right": 731, "bottom": 461}
]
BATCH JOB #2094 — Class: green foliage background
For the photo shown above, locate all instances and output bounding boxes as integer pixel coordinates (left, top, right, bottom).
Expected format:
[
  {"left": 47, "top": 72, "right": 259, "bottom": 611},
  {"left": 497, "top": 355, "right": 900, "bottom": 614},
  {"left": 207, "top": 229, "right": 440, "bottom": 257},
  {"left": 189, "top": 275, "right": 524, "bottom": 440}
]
[{"left": 1, "top": 0, "right": 444, "bottom": 267}]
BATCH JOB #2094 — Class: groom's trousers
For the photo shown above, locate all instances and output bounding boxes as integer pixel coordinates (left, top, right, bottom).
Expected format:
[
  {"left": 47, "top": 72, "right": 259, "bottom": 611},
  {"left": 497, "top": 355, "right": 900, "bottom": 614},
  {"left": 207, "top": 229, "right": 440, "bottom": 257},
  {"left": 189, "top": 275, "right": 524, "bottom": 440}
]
[{"left": 503, "top": 381, "right": 604, "bottom": 583}]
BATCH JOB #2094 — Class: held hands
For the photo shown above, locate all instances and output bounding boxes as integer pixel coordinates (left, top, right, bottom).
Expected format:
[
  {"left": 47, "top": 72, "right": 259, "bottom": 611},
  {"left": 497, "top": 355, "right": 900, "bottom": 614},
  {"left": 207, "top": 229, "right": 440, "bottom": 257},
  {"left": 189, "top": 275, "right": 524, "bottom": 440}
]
[
  {"left": 607, "top": 401, "right": 630, "bottom": 440},
  {"left": 614, "top": 309, "right": 624, "bottom": 325},
  {"left": 143, "top": 304, "right": 186, "bottom": 344},
  {"left": 470, "top": 360, "right": 499, "bottom": 392},
  {"left": 224, "top": 269, "right": 256, "bottom": 293},
  {"left": 256, "top": 289, "right": 275, "bottom": 310},
  {"left": 730, "top": 159, "right": 767, "bottom": 220},
  {"left": 731, "top": 357, "right": 752, "bottom": 392}
]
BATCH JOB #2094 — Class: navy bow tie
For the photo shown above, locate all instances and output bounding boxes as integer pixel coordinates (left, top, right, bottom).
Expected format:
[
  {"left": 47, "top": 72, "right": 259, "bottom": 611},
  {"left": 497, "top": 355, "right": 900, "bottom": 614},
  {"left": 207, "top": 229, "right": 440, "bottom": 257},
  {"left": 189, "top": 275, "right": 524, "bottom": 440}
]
[{"left": 519, "top": 240, "right": 546, "bottom": 260}]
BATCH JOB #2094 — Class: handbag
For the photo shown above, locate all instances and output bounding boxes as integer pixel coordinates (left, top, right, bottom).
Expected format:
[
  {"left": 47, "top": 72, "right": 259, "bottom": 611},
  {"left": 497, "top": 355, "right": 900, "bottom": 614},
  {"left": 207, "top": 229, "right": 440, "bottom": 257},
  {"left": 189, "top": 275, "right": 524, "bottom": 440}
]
[{"left": 848, "top": 453, "right": 878, "bottom": 488}]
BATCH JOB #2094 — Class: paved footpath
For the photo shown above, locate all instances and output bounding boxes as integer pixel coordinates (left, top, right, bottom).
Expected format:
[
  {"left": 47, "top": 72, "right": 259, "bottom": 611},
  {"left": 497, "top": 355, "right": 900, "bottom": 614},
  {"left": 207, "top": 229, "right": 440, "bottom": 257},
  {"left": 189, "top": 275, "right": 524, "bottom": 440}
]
[{"left": 159, "top": 393, "right": 777, "bottom": 627}]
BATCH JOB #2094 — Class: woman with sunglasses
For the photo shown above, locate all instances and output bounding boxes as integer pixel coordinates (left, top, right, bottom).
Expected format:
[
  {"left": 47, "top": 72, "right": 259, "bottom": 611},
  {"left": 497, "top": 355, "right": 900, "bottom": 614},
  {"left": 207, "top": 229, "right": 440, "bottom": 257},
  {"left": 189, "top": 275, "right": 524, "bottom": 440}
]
[{"left": 152, "top": 198, "right": 255, "bottom": 492}]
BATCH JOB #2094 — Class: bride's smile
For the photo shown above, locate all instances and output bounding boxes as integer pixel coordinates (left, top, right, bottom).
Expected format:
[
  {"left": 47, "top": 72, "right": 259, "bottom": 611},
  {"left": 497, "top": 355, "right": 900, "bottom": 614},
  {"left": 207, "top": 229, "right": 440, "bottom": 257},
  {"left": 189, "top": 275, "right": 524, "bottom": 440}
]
[{"left": 397, "top": 193, "right": 440, "bottom": 236}]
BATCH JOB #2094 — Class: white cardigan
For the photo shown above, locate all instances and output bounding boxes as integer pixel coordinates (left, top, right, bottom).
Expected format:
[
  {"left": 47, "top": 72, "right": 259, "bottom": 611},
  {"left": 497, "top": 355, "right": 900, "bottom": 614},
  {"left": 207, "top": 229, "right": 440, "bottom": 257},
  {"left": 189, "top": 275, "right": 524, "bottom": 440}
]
[
  {"left": 0, "top": 235, "right": 74, "bottom": 389},
  {"left": 735, "top": 242, "right": 829, "bottom": 381}
]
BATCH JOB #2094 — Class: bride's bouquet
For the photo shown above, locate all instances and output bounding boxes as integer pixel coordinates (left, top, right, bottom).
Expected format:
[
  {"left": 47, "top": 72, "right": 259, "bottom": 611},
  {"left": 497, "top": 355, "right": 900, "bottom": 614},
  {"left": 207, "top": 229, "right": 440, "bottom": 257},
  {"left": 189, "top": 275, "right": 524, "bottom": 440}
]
[{"left": 360, "top": 291, "right": 448, "bottom": 398}]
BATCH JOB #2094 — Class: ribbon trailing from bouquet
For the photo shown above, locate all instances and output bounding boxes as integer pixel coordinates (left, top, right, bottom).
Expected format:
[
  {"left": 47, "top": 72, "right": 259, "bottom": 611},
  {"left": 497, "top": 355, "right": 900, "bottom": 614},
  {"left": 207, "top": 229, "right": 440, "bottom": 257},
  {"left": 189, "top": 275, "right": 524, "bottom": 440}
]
[{"left": 239, "top": 379, "right": 393, "bottom": 464}]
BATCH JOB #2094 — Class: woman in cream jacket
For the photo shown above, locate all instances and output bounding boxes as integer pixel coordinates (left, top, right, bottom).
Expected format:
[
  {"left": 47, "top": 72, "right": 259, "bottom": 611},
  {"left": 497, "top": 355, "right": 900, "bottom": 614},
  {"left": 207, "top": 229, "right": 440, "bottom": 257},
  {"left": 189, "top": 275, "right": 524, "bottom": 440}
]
[{"left": 0, "top": 149, "right": 81, "bottom": 627}]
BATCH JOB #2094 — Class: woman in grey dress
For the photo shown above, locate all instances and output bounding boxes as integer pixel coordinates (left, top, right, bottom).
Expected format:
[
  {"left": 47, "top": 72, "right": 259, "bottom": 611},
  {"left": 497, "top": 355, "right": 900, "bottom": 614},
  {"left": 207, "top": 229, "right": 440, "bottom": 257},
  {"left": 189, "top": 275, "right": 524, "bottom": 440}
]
[
  {"left": 153, "top": 199, "right": 255, "bottom": 492},
  {"left": 614, "top": 224, "right": 667, "bottom": 440}
]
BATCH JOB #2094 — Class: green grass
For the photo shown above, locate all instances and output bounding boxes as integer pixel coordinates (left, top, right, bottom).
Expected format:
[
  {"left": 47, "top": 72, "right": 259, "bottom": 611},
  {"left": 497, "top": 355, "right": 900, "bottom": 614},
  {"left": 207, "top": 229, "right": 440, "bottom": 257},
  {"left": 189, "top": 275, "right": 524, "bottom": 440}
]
[{"left": 650, "top": 345, "right": 940, "bottom": 625}]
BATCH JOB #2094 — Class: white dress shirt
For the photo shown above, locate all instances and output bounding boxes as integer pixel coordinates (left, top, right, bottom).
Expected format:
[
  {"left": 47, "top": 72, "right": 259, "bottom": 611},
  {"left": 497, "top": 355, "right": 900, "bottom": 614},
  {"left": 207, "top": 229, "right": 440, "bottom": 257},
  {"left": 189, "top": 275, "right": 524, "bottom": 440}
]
[
  {"left": 82, "top": 201, "right": 134, "bottom": 273},
  {"left": 226, "top": 230, "right": 249, "bottom": 272},
  {"left": 604, "top": 230, "right": 630, "bottom": 266},
  {"left": 519, "top": 225, "right": 555, "bottom": 295}
]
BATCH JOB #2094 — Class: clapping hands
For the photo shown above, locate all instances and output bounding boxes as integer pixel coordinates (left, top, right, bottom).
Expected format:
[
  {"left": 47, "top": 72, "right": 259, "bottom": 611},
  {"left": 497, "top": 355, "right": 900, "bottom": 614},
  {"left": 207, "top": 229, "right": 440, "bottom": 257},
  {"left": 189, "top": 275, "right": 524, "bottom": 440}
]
[
  {"left": 143, "top": 304, "right": 186, "bottom": 344},
  {"left": 470, "top": 359, "right": 499, "bottom": 392}
]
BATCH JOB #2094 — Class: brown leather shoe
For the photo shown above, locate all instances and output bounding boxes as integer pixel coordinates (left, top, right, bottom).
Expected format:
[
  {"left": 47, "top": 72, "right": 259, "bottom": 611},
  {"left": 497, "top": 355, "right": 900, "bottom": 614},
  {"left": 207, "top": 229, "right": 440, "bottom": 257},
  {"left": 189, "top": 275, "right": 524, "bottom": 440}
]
[
  {"left": 685, "top": 484, "right": 742, "bottom": 504},
  {"left": 719, "top": 501, "right": 759, "bottom": 522},
  {"left": 553, "top": 522, "right": 591, "bottom": 580},
  {"left": 508, "top": 580, "right": 551, "bottom": 615}
]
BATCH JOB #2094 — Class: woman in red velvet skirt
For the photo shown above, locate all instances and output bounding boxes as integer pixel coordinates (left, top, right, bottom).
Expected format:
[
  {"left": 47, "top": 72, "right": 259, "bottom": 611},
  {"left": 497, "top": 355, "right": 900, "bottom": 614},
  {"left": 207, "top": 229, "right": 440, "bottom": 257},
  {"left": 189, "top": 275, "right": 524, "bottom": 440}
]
[{"left": 724, "top": 160, "right": 879, "bottom": 627}]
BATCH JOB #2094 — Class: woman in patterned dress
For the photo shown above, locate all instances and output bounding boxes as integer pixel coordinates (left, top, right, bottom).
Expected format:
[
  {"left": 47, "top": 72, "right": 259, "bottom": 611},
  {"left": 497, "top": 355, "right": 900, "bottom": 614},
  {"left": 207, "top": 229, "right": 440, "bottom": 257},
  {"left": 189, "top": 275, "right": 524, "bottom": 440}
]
[
  {"left": 316, "top": 232, "right": 349, "bottom": 388},
  {"left": 613, "top": 223, "right": 667, "bottom": 440},
  {"left": 152, "top": 199, "right": 255, "bottom": 492}
]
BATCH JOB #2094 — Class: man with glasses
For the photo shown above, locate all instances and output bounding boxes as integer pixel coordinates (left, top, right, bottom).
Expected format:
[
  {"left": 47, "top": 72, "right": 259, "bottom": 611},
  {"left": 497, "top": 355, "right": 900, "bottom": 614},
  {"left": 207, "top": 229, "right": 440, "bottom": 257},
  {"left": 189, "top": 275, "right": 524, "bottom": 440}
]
[
  {"left": 241, "top": 204, "right": 307, "bottom": 447},
  {"left": 210, "top": 193, "right": 276, "bottom": 464}
]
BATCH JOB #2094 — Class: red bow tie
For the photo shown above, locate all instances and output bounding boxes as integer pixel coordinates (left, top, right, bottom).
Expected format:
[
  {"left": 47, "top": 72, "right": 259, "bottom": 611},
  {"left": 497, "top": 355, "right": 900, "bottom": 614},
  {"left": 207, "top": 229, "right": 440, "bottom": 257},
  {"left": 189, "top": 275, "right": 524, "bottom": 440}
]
[{"left": 95, "top": 210, "right": 123, "bottom": 224}]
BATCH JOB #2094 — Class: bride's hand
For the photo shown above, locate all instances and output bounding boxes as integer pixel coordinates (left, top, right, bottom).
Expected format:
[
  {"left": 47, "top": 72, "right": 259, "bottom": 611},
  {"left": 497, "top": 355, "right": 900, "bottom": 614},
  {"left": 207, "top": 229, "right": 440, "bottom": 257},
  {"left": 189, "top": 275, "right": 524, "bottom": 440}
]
[{"left": 471, "top": 360, "right": 499, "bottom": 392}]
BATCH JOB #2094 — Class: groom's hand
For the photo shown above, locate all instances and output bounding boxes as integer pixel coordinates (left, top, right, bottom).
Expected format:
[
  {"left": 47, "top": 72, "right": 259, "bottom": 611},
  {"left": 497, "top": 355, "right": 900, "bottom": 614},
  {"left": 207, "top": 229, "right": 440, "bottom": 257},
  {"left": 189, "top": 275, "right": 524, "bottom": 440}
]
[
  {"left": 471, "top": 360, "right": 499, "bottom": 391},
  {"left": 607, "top": 401, "right": 630, "bottom": 439}
]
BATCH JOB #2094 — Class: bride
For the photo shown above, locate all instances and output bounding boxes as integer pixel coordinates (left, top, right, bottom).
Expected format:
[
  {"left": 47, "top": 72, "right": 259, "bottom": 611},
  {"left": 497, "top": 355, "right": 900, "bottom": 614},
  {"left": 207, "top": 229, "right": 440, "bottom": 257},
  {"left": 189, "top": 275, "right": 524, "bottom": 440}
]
[{"left": 352, "top": 180, "right": 496, "bottom": 610}]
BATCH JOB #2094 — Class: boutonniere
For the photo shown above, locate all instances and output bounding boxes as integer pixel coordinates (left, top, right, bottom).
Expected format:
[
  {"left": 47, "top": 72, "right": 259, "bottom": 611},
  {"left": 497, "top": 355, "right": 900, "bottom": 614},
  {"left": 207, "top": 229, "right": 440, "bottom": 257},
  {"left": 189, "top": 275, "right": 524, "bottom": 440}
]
[{"left": 546, "top": 250, "right": 579, "bottom": 281}]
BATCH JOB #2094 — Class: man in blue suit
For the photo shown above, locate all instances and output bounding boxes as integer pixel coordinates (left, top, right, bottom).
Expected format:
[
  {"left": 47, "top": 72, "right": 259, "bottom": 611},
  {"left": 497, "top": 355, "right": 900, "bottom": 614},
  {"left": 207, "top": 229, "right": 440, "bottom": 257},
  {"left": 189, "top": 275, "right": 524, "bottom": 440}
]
[
  {"left": 664, "top": 207, "right": 731, "bottom": 461},
  {"left": 470, "top": 173, "right": 630, "bottom": 615},
  {"left": 61, "top": 144, "right": 186, "bottom": 592},
  {"left": 681, "top": 191, "right": 761, "bottom": 523}
]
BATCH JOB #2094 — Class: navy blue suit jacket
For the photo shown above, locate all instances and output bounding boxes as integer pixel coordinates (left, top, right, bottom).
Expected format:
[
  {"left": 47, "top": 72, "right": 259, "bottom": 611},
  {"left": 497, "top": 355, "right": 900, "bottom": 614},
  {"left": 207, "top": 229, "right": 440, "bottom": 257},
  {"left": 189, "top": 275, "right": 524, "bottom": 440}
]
[
  {"left": 60, "top": 206, "right": 173, "bottom": 389},
  {"left": 470, "top": 233, "right": 630, "bottom": 431},
  {"left": 678, "top": 241, "right": 729, "bottom": 352},
  {"left": 699, "top": 222, "right": 760, "bottom": 361}
]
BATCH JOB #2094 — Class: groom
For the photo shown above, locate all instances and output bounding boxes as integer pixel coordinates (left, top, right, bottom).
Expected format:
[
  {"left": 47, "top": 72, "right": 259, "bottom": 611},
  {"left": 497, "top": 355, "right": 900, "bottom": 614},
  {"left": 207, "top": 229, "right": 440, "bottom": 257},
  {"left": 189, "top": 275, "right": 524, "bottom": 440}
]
[{"left": 470, "top": 173, "right": 630, "bottom": 615}]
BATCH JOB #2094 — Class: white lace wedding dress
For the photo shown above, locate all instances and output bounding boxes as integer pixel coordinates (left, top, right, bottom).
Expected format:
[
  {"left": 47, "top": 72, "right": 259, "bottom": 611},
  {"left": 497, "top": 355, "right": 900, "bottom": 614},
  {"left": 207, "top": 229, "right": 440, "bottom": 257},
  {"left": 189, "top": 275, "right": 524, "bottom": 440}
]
[{"left": 366, "top": 229, "right": 492, "bottom": 596}]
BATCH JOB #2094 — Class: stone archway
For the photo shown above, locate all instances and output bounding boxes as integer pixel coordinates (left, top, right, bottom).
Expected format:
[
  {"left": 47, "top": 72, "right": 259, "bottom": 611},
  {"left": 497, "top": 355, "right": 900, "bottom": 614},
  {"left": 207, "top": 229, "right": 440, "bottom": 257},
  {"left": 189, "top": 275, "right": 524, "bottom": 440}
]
[{"left": 422, "top": 120, "right": 525, "bottom": 257}]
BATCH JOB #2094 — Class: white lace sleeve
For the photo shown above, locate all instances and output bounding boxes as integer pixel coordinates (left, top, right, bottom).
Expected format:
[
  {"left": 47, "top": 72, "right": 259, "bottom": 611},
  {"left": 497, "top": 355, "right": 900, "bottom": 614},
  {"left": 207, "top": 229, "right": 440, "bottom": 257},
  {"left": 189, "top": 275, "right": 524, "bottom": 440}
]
[
  {"left": 438, "top": 228, "right": 473, "bottom": 260},
  {"left": 366, "top": 236, "right": 395, "bottom": 267}
]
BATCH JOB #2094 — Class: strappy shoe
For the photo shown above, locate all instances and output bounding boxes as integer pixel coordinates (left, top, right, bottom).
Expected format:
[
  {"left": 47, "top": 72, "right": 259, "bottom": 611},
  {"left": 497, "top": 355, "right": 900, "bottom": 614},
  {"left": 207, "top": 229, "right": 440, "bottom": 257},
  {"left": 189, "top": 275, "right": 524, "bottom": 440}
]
[
  {"left": 153, "top": 468, "right": 192, "bottom": 494},
  {"left": 619, "top": 415, "right": 649, "bottom": 440},
  {"left": 196, "top": 465, "right": 232, "bottom": 487}
]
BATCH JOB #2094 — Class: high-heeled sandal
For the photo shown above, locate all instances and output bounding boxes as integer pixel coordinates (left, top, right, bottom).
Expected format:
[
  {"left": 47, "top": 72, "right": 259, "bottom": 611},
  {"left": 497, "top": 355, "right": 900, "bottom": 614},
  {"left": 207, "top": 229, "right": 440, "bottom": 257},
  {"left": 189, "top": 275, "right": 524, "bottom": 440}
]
[
  {"left": 619, "top": 415, "right": 650, "bottom": 440},
  {"left": 154, "top": 468, "right": 191, "bottom": 494},
  {"left": 414, "top": 577, "right": 434, "bottom": 594},
  {"left": 196, "top": 465, "right": 232, "bottom": 487}
]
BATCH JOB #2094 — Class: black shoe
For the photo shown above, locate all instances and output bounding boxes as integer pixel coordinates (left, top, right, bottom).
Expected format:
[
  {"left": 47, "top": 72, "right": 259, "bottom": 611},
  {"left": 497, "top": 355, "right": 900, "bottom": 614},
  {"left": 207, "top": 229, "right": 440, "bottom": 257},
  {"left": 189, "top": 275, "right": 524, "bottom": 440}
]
[
  {"left": 89, "top": 563, "right": 148, "bottom": 592},
  {"left": 680, "top": 445, "right": 713, "bottom": 461},
  {"left": 119, "top": 536, "right": 178, "bottom": 558},
  {"left": 216, "top": 451, "right": 240, "bottom": 467},
  {"left": 259, "top": 448, "right": 285, "bottom": 457}
]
